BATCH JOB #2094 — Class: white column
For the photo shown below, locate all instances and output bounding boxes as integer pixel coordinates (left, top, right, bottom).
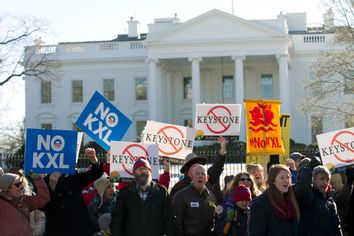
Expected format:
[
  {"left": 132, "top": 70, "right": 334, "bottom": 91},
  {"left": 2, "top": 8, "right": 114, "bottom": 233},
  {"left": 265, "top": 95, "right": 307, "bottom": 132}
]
[
  {"left": 166, "top": 72, "right": 173, "bottom": 123},
  {"left": 147, "top": 58, "right": 159, "bottom": 121},
  {"left": 276, "top": 54, "right": 290, "bottom": 113},
  {"left": 232, "top": 55, "right": 245, "bottom": 104},
  {"left": 232, "top": 55, "right": 245, "bottom": 141},
  {"left": 188, "top": 57, "right": 202, "bottom": 122}
]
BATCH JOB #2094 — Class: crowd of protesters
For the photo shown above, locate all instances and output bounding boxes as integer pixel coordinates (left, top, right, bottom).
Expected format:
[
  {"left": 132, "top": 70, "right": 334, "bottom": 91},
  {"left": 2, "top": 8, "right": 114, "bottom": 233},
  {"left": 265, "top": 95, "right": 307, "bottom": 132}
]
[{"left": 1, "top": 140, "right": 354, "bottom": 236}]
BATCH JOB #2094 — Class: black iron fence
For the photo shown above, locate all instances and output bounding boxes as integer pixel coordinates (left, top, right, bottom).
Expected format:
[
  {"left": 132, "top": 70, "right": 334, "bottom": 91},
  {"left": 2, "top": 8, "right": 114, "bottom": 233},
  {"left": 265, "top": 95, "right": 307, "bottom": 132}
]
[{"left": 0, "top": 142, "right": 318, "bottom": 188}]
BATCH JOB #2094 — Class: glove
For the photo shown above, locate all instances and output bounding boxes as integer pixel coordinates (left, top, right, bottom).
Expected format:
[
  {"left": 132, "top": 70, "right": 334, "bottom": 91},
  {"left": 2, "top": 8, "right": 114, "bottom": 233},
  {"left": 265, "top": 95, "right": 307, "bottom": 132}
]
[
  {"left": 307, "top": 156, "right": 322, "bottom": 170},
  {"left": 226, "top": 209, "right": 234, "bottom": 222},
  {"left": 346, "top": 168, "right": 354, "bottom": 185}
]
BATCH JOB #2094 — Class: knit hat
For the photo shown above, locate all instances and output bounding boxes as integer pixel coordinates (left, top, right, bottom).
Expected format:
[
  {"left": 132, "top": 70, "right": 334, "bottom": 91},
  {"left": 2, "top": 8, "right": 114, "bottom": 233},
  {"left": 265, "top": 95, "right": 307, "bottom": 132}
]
[
  {"left": 97, "top": 213, "right": 111, "bottom": 230},
  {"left": 133, "top": 158, "right": 152, "bottom": 173},
  {"left": 232, "top": 184, "right": 252, "bottom": 203},
  {"left": 312, "top": 165, "right": 330, "bottom": 179},
  {"left": 0, "top": 173, "right": 17, "bottom": 193},
  {"left": 290, "top": 152, "right": 305, "bottom": 162},
  {"left": 94, "top": 173, "right": 110, "bottom": 207},
  {"left": 297, "top": 157, "right": 311, "bottom": 171},
  {"left": 180, "top": 153, "right": 207, "bottom": 174}
]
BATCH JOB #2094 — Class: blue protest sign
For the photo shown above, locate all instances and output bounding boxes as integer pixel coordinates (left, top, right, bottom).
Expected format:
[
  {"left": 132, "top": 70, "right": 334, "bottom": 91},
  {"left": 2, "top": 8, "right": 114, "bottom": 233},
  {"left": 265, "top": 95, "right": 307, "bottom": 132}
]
[
  {"left": 75, "top": 91, "right": 132, "bottom": 150},
  {"left": 24, "top": 129, "right": 78, "bottom": 174}
]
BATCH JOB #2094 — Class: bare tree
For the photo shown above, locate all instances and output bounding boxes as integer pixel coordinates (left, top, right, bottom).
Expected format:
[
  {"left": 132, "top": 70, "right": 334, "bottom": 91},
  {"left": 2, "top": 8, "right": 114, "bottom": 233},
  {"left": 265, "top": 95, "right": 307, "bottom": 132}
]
[
  {"left": 0, "top": 15, "right": 57, "bottom": 86},
  {"left": 0, "top": 119, "right": 25, "bottom": 152},
  {"left": 300, "top": 0, "right": 354, "bottom": 123}
]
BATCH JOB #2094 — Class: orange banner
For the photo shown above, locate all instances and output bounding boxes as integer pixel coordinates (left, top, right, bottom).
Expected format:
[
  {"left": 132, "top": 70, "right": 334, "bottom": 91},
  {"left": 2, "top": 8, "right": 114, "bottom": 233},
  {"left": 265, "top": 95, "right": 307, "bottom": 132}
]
[{"left": 244, "top": 99, "right": 284, "bottom": 155}]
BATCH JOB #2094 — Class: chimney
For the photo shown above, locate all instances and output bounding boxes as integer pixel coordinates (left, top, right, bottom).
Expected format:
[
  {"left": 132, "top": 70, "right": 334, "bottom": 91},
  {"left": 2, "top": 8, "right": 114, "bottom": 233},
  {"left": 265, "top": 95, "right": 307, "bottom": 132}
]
[
  {"left": 127, "top": 17, "right": 139, "bottom": 38},
  {"left": 323, "top": 9, "right": 334, "bottom": 31}
]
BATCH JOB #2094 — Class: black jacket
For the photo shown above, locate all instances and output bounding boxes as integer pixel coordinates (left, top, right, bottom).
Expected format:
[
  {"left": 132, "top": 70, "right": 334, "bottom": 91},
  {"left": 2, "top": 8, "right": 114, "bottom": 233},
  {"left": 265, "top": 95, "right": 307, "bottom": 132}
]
[
  {"left": 294, "top": 167, "right": 343, "bottom": 236},
  {"left": 249, "top": 191, "right": 300, "bottom": 236},
  {"left": 110, "top": 180, "right": 174, "bottom": 236},
  {"left": 172, "top": 184, "right": 217, "bottom": 236},
  {"left": 170, "top": 153, "right": 226, "bottom": 199},
  {"left": 42, "top": 162, "right": 103, "bottom": 236}
]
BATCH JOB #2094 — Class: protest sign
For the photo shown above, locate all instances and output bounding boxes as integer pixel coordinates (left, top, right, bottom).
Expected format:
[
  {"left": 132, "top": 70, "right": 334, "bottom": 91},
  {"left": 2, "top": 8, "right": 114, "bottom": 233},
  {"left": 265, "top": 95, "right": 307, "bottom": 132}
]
[
  {"left": 76, "top": 91, "right": 132, "bottom": 150},
  {"left": 24, "top": 128, "right": 80, "bottom": 174},
  {"left": 194, "top": 104, "right": 241, "bottom": 140},
  {"left": 141, "top": 121, "right": 196, "bottom": 160}
]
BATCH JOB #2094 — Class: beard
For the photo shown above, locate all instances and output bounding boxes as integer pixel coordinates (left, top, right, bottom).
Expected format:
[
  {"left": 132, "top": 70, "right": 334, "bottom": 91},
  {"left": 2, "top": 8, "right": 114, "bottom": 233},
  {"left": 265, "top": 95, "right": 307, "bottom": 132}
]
[{"left": 134, "top": 172, "right": 151, "bottom": 188}]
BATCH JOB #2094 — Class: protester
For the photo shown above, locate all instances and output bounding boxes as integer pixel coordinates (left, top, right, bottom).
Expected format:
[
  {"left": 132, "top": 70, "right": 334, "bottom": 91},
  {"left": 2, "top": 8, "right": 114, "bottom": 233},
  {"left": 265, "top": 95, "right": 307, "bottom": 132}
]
[
  {"left": 88, "top": 173, "right": 118, "bottom": 235},
  {"left": 8, "top": 167, "right": 46, "bottom": 236},
  {"left": 247, "top": 163, "right": 267, "bottom": 192},
  {"left": 0, "top": 171, "right": 50, "bottom": 236},
  {"left": 110, "top": 158, "right": 174, "bottom": 236},
  {"left": 348, "top": 182, "right": 354, "bottom": 236},
  {"left": 295, "top": 157, "right": 343, "bottom": 236},
  {"left": 173, "top": 164, "right": 217, "bottom": 236},
  {"left": 223, "top": 171, "right": 261, "bottom": 199},
  {"left": 216, "top": 184, "right": 251, "bottom": 236},
  {"left": 170, "top": 136, "right": 227, "bottom": 198},
  {"left": 249, "top": 164, "right": 300, "bottom": 236},
  {"left": 42, "top": 148, "right": 103, "bottom": 236},
  {"left": 290, "top": 152, "right": 305, "bottom": 169},
  {"left": 330, "top": 168, "right": 354, "bottom": 235},
  {"left": 285, "top": 159, "right": 298, "bottom": 184},
  {"left": 223, "top": 175, "right": 234, "bottom": 192}
]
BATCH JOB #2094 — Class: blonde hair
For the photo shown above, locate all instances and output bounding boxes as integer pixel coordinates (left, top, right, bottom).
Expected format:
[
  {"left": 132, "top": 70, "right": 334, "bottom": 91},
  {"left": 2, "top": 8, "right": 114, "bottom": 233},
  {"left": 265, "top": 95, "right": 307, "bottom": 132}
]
[{"left": 224, "top": 171, "right": 261, "bottom": 198}]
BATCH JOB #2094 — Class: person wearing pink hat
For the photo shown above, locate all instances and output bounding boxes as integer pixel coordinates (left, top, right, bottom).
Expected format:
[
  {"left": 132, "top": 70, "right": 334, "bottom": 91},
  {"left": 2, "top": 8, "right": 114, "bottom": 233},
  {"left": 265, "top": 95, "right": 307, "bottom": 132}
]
[{"left": 110, "top": 158, "right": 174, "bottom": 236}]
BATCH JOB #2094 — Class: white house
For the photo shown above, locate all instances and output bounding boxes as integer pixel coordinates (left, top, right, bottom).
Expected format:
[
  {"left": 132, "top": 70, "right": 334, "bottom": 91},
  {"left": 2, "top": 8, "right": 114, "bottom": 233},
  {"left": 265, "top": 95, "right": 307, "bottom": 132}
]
[{"left": 24, "top": 9, "right": 353, "bottom": 145}]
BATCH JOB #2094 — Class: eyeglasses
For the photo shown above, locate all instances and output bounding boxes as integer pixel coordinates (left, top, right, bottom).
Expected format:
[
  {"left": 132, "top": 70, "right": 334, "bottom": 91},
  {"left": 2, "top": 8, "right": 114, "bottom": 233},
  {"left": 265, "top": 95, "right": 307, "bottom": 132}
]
[{"left": 239, "top": 178, "right": 251, "bottom": 182}]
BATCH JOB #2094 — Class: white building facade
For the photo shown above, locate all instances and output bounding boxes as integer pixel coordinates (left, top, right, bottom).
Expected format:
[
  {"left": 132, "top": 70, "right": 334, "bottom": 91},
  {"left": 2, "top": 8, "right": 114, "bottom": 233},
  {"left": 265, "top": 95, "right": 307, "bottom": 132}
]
[{"left": 24, "top": 9, "right": 352, "bottom": 145}]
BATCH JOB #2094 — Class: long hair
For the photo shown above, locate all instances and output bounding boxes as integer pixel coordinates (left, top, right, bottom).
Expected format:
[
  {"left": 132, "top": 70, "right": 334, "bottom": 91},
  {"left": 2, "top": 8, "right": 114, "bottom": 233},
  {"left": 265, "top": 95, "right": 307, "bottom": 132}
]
[
  {"left": 266, "top": 164, "right": 300, "bottom": 221},
  {"left": 224, "top": 171, "right": 261, "bottom": 198}
]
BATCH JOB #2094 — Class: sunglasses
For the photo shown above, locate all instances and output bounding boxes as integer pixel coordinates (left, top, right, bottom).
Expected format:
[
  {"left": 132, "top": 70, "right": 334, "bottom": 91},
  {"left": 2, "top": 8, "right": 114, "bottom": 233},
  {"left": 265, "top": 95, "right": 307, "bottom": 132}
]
[{"left": 239, "top": 178, "right": 251, "bottom": 182}]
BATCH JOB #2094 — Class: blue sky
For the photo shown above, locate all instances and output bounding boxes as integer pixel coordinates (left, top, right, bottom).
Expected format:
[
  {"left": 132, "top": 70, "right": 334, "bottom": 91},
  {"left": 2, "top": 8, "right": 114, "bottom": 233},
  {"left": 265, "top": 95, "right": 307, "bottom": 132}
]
[{"left": 0, "top": 0, "right": 326, "bottom": 134}]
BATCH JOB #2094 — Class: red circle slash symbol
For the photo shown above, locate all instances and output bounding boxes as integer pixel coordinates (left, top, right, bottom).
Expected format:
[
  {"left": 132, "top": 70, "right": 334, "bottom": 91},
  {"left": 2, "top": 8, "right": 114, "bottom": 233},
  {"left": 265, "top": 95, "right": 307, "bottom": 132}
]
[
  {"left": 206, "top": 105, "right": 232, "bottom": 134},
  {"left": 122, "top": 144, "right": 149, "bottom": 176},
  {"left": 330, "top": 130, "right": 354, "bottom": 163},
  {"left": 157, "top": 126, "right": 184, "bottom": 156}
]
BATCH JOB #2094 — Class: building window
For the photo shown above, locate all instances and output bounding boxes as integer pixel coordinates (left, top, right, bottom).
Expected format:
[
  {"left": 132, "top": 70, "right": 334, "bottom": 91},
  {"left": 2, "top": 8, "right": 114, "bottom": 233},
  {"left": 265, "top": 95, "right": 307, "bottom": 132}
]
[
  {"left": 345, "top": 115, "right": 354, "bottom": 128},
  {"left": 136, "top": 121, "right": 147, "bottom": 141},
  {"left": 184, "top": 77, "right": 192, "bottom": 99},
  {"left": 135, "top": 78, "right": 147, "bottom": 100},
  {"left": 184, "top": 119, "right": 193, "bottom": 128},
  {"left": 223, "top": 76, "right": 233, "bottom": 99},
  {"left": 311, "top": 116, "right": 323, "bottom": 144},
  {"left": 344, "top": 70, "right": 353, "bottom": 94},
  {"left": 260, "top": 74, "right": 273, "bottom": 99},
  {"left": 72, "top": 80, "right": 83, "bottom": 103},
  {"left": 103, "top": 79, "right": 115, "bottom": 101},
  {"left": 41, "top": 123, "right": 52, "bottom": 130},
  {"left": 41, "top": 80, "right": 52, "bottom": 104}
]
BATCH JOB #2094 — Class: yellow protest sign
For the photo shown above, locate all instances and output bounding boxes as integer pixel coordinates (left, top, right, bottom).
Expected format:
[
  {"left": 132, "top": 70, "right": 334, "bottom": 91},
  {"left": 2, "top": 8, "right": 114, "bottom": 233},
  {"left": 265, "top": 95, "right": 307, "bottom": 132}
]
[
  {"left": 279, "top": 114, "right": 290, "bottom": 163},
  {"left": 244, "top": 99, "right": 284, "bottom": 155}
]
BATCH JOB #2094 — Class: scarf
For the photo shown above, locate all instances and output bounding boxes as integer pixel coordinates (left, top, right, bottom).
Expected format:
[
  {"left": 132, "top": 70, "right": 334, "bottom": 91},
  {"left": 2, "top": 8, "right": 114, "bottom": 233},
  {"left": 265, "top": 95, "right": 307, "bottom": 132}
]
[
  {"left": 267, "top": 191, "right": 296, "bottom": 221},
  {"left": 0, "top": 193, "right": 30, "bottom": 221}
]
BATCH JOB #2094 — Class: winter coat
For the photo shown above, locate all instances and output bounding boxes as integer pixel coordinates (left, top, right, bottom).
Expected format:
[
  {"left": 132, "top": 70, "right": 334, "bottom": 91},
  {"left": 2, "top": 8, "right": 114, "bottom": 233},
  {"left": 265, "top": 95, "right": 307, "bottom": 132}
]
[
  {"left": 215, "top": 196, "right": 249, "bottom": 236},
  {"left": 110, "top": 180, "right": 174, "bottom": 236},
  {"left": 294, "top": 167, "right": 343, "bottom": 236},
  {"left": 0, "top": 177, "right": 50, "bottom": 236},
  {"left": 249, "top": 191, "right": 300, "bottom": 236},
  {"left": 87, "top": 191, "right": 118, "bottom": 232},
  {"left": 173, "top": 184, "right": 217, "bottom": 236},
  {"left": 42, "top": 162, "right": 103, "bottom": 236},
  {"left": 170, "top": 153, "right": 226, "bottom": 198}
]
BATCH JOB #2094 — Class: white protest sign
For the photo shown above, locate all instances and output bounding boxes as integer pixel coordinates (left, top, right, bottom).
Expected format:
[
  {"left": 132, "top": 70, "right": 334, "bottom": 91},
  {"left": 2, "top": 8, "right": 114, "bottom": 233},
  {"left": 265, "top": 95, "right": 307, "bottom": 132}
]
[
  {"left": 75, "top": 132, "right": 83, "bottom": 163},
  {"left": 194, "top": 104, "right": 241, "bottom": 140},
  {"left": 140, "top": 121, "right": 196, "bottom": 160},
  {"left": 316, "top": 127, "right": 354, "bottom": 172},
  {"left": 110, "top": 141, "right": 159, "bottom": 180}
]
